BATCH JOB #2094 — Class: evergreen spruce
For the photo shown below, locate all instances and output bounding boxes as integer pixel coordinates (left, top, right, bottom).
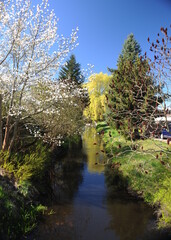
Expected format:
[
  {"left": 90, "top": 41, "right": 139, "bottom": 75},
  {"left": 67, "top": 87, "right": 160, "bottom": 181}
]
[
  {"left": 106, "top": 34, "right": 160, "bottom": 140},
  {"left": 108, "top": 34, "right": 141, "bottom": 74},
  {"left": 59, "top": 54, "right": 84, "bottom": 85},
  {"left": 59, "top": 54, "right": 89, "bottom": 109},
  {"left": 118, "top": 33, "right": 141, "bottom": 63}
]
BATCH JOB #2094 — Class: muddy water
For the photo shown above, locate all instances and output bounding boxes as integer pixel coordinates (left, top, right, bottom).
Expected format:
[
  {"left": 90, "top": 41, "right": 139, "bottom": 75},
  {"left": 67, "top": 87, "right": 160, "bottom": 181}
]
[{"left": 30, "top": 127, "right": 170, "bottom": 240}]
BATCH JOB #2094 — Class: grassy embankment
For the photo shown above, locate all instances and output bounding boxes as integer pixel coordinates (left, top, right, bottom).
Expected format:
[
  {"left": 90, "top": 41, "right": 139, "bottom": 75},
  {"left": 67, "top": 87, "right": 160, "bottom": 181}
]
[
  {"left": 0, "top": 136, "right": 79, "bottom": 239},
  {"left": 97, "top": 122, "right": 171, "bottom": 229},
  {"left": 0, "top": 182, "right": 45, "bottom": 239},
  {"left": 0, "top": 142, "right": 50, "bottom": 239}
]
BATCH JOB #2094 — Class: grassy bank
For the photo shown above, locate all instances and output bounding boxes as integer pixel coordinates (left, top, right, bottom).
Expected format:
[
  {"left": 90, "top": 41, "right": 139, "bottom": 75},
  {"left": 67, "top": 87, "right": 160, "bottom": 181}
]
[
  {"left": 97, "top": 122, "right": 171, "bottom": 229},
  {"left": 0, "top": 142, "right": 50, "bottom": 239},
  {"left": 0, "top": 136, "right": 80, "bottom": 239},
  {"left": 0, "top": 175, "right": 46, "bottom": 239}
]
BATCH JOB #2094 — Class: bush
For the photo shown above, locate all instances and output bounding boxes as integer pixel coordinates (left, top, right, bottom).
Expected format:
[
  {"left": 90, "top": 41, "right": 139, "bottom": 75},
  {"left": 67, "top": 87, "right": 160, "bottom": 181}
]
[
  {"left": 0, "top": 141, "right": 49, "bottom": 239},
  {"left": 0, "top": 142, "right": 50, "bottom": 185},
  {"left": 0, "top": 183, "right": 46, "bottom": 239},
  {"left": 154, "top": 177, "right": 171, "bottom": 229}
]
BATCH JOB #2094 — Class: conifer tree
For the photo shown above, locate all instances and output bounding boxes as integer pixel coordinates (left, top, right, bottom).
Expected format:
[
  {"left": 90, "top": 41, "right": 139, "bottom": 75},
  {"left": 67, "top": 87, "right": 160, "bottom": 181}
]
[
  {"left": 106, "top": 34, "right": 160, "bottom": 140},
  {"left": 59, "top": 54, "right": 84, "bottom": 85},
  {"left": 108, "top": 33, "right": 141, "bottom": 72},
  {"left": 119, "top": 33, "right": 141, "bottom": 62},
  {"left": 59, "top": 54, "right": 90, "bottom": 109}
]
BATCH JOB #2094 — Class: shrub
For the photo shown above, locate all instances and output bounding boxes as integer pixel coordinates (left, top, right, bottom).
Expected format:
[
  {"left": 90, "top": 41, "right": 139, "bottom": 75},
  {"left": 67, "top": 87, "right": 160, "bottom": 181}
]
[{"left": 154, "top": 177, "right": 171, "bottom": 228}]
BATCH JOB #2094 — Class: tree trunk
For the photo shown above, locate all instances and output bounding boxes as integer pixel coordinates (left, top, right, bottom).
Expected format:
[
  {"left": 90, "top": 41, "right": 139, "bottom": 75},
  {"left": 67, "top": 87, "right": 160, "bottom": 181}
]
[
  {"left": 0, "top": 94, "right": 2, "bottom": 151},
  {"left": 2, "top": 116, "right": 11, "bottom": 151},
  {"left": 8, "top": 120, "right": 18, "bottom": 153}
]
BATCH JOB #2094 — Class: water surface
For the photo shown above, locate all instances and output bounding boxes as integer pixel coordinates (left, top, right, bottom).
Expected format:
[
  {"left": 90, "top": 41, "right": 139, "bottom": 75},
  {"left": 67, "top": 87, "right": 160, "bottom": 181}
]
[{"left": 30, "top": 127, "right": 170, "bottom": 240}]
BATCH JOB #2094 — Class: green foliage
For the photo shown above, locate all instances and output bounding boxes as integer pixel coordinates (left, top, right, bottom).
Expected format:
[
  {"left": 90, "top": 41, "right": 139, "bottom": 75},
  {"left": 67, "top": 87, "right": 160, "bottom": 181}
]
[
  {"left": 106, "top": 34, "right": 159, "bottom": 140},
  {"left": 0, "top": 142, "right": 49, "bottom": 239},
  {"left": 16, "top": 143, "right": 50, "bottom": 182},
  {"left": 154, "top": 177, "right": 171, "bottom": 228},
  {"left": 0, "top": 150, "right": 10, "bottom": 165},
  {"left": 0, "top": 185, "right": 46, "bottom": 239},
  {"left": 19, "top": 180, "right": 32, "bottom": 197},
  {"left": 118, "top": 33, "right": 141, "bottom": 62},
  {"left": 99, "top": 122, "right": 171, "bottom": 228},
  {"left": 19, "top": 204, "right": 46, "bottom": 234},
  {"left": 59, "top": 54, "right": 84, "bottom": 85},
  {"left": 0, "top": 142, "right": 51, "bottom": 196},
  {"left": 96, "top": 121, "right": 110, "bottom": 133},
  {"left": 0, "top": 186, "right": 3, "bottom": 197},
  {"left": 66, "top": 134, "right": 82, "bottom": 144},
  {"left": 30, "top": 54, "right": 88, "bottom": 142}
]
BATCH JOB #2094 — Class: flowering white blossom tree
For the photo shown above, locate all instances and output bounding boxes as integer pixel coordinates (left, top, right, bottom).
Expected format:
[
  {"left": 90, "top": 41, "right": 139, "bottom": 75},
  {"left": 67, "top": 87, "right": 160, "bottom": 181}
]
[
  {"left": 0, "top": 0, "right": 79, "bottom": 152},
  {"left": 23, "top": 78, "right": 86, "bottom": 146}
]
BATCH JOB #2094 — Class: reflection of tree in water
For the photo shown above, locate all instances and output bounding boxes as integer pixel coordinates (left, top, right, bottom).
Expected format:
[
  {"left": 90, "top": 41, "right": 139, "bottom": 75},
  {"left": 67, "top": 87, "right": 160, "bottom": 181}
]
[
  {"left": 29, "top": 145, "right": 85, "bottom": 240},
  {"left": 29, "top": 128, "right": 171, "bottom": 240},
  {"left": 105, "top": 164, "right": 128, "bottom": 193},
  {"left": 105, "top": 199, "right": 154, "bottom": 240},
  {"left": 29, "top": 204, "right": 76, "bottom": 240},
  {"left": 104, "top": 165, "right": 170, "bottom": 240},
  {"left": 105, "top": 198, "right": 170, "bottom": 240},
  {"left": 82, "top": 127, "right": 107, "bottom": 173},
  {"left": 49, "top": 141, "right": 85, "bottom": 203}
]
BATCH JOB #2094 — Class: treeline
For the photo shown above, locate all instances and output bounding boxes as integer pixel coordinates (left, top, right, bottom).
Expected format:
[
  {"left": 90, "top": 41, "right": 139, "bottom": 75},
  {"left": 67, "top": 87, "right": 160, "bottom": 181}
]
[
  {"left": 0, "top": 0, "right": 89, "bottom": 155},
  {"left": 0, "top": 1, "right": 88, "bottom": 238},
  {"left": 84, "top": 32, "right": 171, "bottom": 139},
  {"left": 84, "top": 31, "right": 171, "bottom": 230}
]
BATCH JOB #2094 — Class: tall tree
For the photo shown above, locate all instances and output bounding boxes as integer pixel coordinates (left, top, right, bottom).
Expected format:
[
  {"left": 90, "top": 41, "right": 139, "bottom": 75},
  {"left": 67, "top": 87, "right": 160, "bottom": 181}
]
[
  {"left": 106, "top": 34, "right": 159, "bottom": 140},
  {"left": 59, "top": 54, "right": 84, "bottom": 85},
  {"left": 84, "top": 72, "right": 111, "bottom": 121},
  {"left": 0, "top": 0, "right": 78, "bottom": 152},
  {"left": 108, "top": 33, "right": 141, "bottom": 73},
  {"left": 0, "top": 94, "right": 2, "bottom": 150},
  {"left": 59, "top": 54, "right": 89, "bottom": 110},
  {"left": 119, "top": 33, "right": 141, "bottom": 62}
]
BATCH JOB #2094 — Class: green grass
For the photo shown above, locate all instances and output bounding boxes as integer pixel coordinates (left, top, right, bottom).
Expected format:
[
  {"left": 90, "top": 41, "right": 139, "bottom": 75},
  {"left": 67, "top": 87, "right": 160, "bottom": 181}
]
[
  {"left": 0, "top": 142, "right": 51, "bottom": 194},
  {"left": 0, "top": 183, "right": 46, "bottom": 239},
  {"left": 96, "top": 121, "right": 110, "bottom": 133},
  {"left": 97, "top": 121, "right": 171, "bottom": 229},
  {"left": 0, "top": 141, "right": 50, "bottom": 239}
]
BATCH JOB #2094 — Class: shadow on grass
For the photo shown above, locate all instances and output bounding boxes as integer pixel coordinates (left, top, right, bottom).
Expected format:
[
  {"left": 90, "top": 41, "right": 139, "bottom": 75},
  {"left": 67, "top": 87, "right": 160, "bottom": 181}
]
[
  {"left": 96, "top": 122, "right": 110, "bottom": 133},
  {"left": 106, "top": 143, "right": 132, "bottom": 158}
]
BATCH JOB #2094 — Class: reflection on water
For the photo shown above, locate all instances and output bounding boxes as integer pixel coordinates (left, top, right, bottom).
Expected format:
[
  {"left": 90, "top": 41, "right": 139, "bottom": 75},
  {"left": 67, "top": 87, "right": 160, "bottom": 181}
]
[
  {"left": 106, "top": 198, "right": 153, "bottom": 240},
  {"left": 29, "top": 127, "right": 171, "bottom": 240},
  {"left": 50, "top": 151, "right": 84, "bottom": 202},
  {"left": 82, "top": 127, "right": 107, "bottom": 173}
]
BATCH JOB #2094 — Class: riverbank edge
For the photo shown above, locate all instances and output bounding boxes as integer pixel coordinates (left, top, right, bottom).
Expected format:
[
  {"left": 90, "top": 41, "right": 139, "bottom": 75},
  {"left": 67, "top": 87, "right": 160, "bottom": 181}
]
[
  {"left": 0, "top": 139, "right": 74, "bottom": 239},
  {"left": 96, "top": 121, "right": 171, "bottom": 231}
]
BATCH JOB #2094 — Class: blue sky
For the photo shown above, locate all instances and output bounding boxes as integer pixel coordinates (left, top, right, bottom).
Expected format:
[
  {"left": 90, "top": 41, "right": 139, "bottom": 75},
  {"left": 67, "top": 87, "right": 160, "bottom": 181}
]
[{"left": 46, "top": 0, "right": 171, "bottom": 75}]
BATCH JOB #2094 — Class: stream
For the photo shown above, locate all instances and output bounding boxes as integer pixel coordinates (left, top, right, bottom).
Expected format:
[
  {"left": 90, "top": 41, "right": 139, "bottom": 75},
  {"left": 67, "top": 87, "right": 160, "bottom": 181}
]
[{"left": 29, "top": 127, "right": 170, "bottom": 240}]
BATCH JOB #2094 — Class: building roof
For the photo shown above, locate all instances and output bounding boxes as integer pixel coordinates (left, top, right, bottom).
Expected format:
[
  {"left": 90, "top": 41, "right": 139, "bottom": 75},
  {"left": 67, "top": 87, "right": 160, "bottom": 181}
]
[{"left": 155, "top": 116, "right": 171, "bottom": 123}]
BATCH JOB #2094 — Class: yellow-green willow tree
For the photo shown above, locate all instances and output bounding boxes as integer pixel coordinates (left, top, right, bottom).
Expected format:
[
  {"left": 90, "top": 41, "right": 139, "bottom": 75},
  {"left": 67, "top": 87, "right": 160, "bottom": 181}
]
[{"left": 84, "top": 72, "right": 111, "bottom": 121}]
